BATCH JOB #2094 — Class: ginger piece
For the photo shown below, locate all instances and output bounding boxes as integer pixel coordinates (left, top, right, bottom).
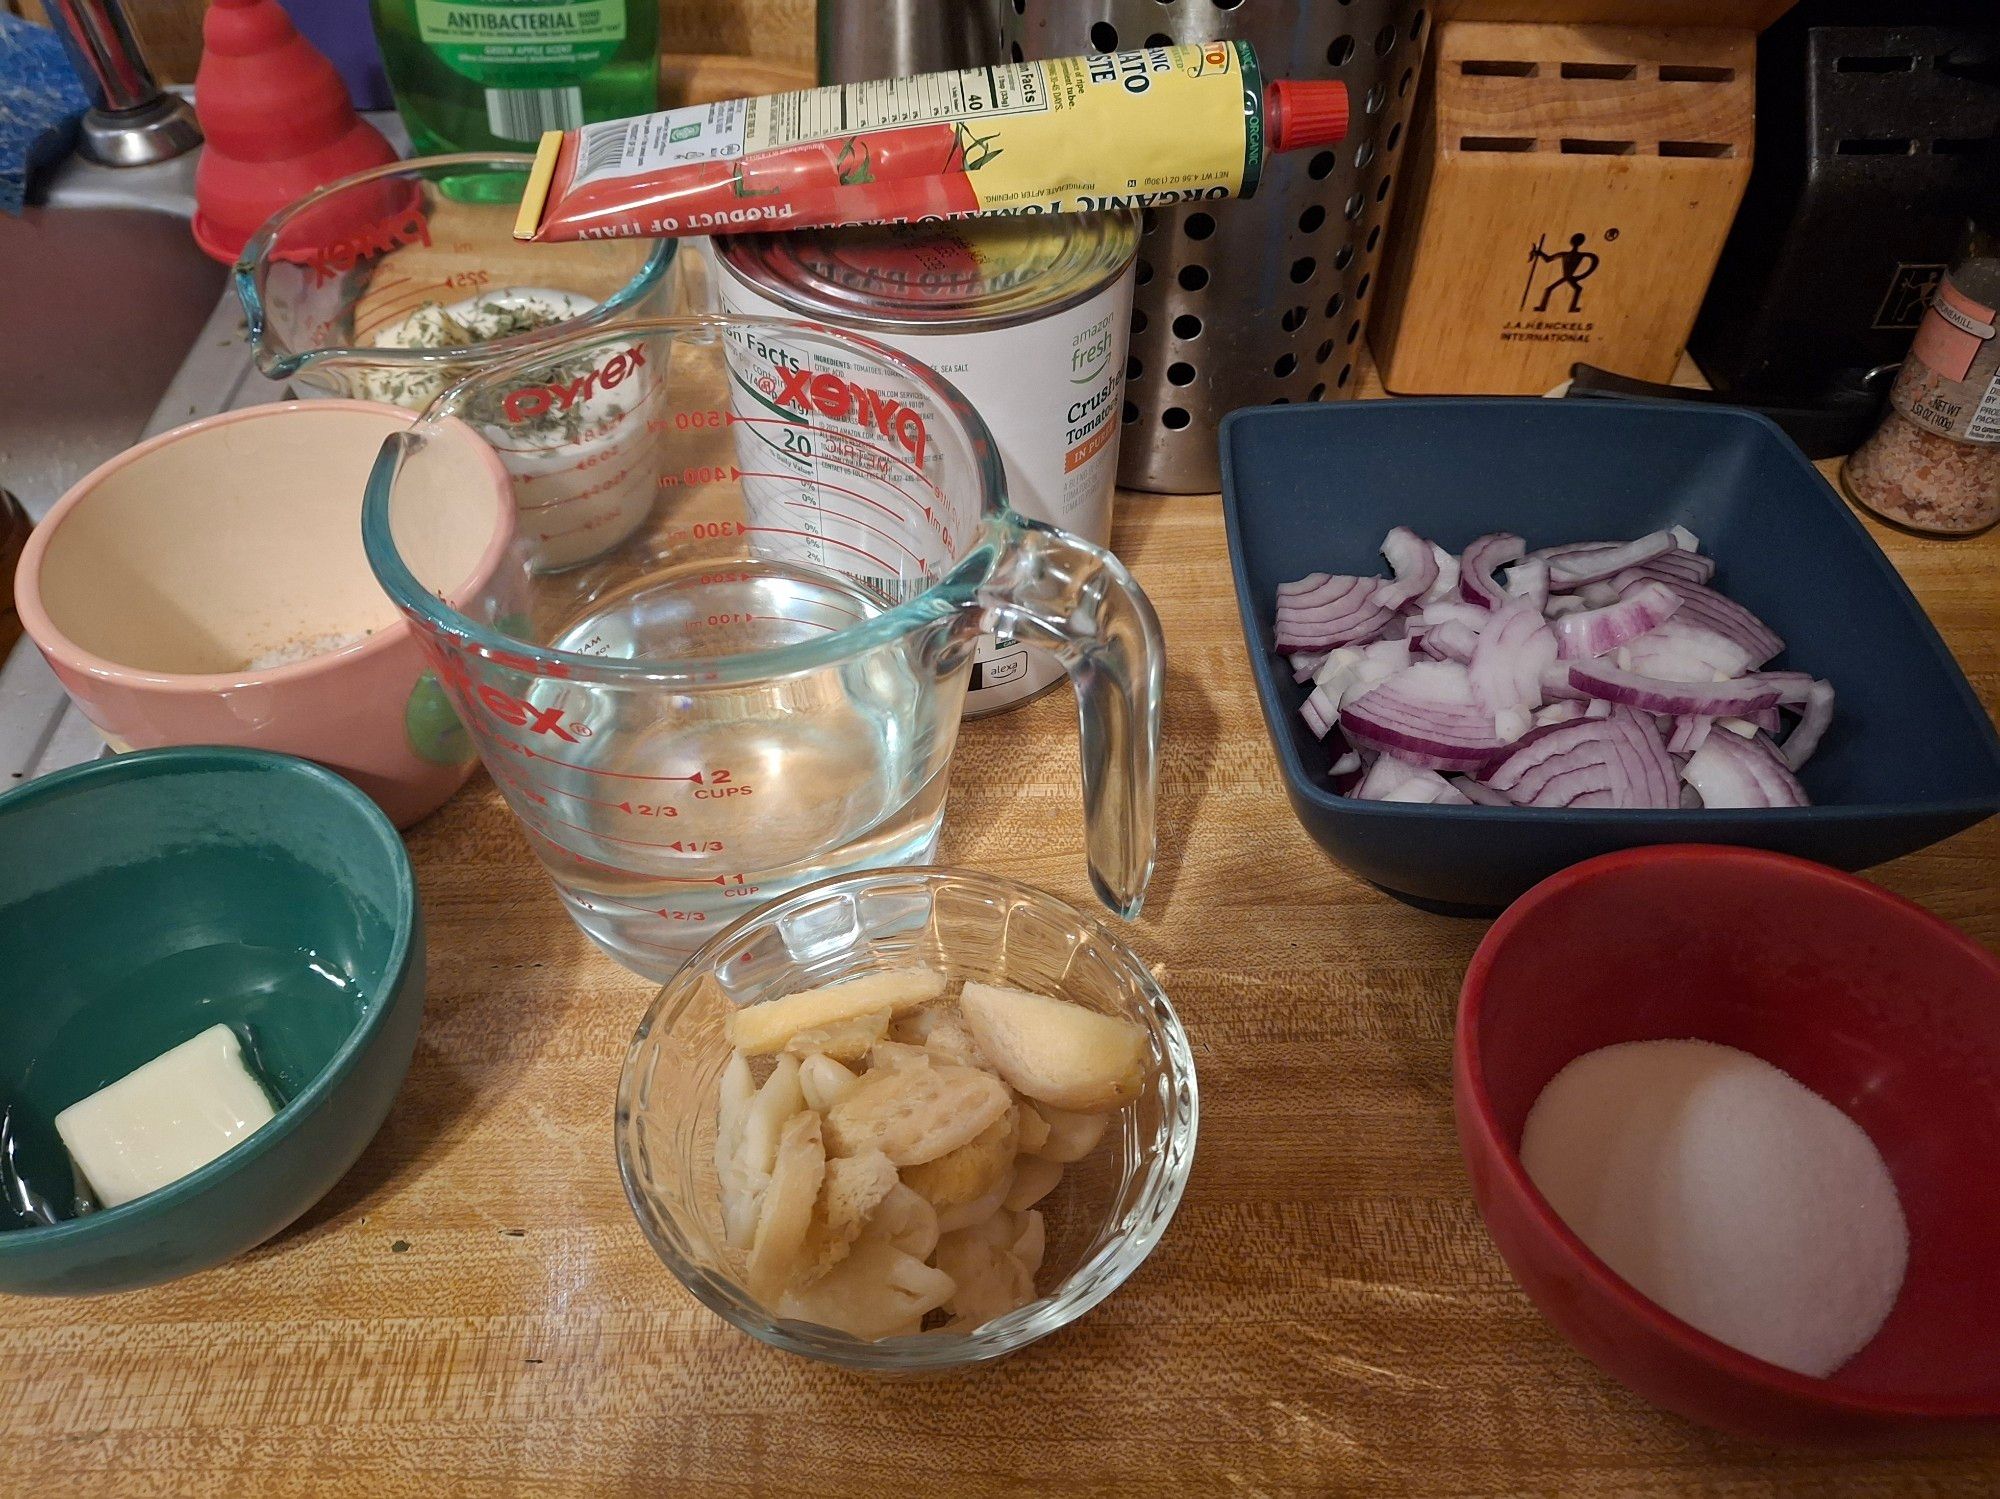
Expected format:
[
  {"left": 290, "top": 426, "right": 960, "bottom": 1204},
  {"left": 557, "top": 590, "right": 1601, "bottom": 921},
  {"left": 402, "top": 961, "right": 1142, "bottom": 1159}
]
[
  {"left": 890, "top": 1005, "right": 989, "bottom": 1071},
  {"left": 1004, "top": 1154, "right": 1063, "bottom": 1213},
  {"left": 784, "top": 1009, "right": 890, "bottom": 1064},
  {"left": 726, "top": 967, "right": 945, "bottom": 1056},
  {"left": 776, "top": 1237, "right": 956, "bottom": 1341},
  {"left": 1028, "top": 1105, "right": 1111, "bottom": 1164},
  {"left": 902, "top": 1106, "right": 1019, "bottom": 1215},
  {"left": 798, "top": 1053, "right": 861, "bottom": 1112},
  {"left": 959, "top": 981, "right": 1147, "bottom": 1113},
  {"left": 797, "top": 1148, "right": 900, "bottom": 1283}
]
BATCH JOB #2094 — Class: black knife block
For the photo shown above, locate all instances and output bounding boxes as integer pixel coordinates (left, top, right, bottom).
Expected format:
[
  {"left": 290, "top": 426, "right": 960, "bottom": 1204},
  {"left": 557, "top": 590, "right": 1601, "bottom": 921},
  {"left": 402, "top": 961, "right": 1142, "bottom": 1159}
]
[{"left": 1690, "top": 3, "right": 1998, "bottom": 400}]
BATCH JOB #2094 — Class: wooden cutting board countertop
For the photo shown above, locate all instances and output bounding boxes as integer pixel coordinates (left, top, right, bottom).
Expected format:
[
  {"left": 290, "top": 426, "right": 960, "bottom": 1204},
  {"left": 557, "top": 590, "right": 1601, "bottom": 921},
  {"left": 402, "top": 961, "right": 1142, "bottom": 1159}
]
[{"left": 5, "top": 359, "right": 1998, "bottom": 1493}]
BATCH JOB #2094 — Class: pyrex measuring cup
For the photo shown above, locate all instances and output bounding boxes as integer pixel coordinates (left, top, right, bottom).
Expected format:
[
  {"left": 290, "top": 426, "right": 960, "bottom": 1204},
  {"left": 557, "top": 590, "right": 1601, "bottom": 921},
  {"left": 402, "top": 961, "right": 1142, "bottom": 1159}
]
[
  {"left": 237, "top": 155, "right": 676, "bottom": 414},
  {"left": 362, "top": 315, "right": 1162, "bottom": 978}
]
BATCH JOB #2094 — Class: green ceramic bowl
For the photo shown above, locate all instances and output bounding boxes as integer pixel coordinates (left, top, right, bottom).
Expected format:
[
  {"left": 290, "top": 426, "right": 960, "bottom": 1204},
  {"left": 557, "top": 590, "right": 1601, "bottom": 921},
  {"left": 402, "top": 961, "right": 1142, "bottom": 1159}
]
[{"left": 0, "top": 747, "right": 424, "bottom": 1294}]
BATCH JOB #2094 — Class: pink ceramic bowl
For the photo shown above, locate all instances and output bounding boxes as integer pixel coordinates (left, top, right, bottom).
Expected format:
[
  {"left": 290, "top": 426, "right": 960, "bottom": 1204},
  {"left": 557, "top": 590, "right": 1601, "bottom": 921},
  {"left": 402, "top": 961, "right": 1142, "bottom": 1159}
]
[{"left": 15, "top": 401, "right": 513, "bottom": 828}]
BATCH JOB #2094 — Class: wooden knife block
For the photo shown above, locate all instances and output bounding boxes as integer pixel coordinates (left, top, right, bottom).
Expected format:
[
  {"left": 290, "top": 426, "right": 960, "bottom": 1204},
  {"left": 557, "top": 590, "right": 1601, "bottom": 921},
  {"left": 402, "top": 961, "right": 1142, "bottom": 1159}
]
[{"left": 1371, "top": 22, "right": 1754, "bottom": 394}]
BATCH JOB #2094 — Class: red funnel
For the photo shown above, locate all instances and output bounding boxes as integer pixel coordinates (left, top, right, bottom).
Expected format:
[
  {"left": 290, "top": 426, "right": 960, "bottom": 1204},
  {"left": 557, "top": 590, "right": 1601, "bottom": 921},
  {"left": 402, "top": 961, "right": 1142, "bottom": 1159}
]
[{"left": 192, "top": 0, "right": 400, "bottom": 264}]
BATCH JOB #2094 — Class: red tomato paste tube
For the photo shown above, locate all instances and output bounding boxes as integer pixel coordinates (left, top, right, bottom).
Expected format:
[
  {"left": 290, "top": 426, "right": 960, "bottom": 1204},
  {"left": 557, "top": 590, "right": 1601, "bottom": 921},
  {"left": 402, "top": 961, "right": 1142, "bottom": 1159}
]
[{"left": 514, "top": 42, "right": 1348, "bottom": 243}]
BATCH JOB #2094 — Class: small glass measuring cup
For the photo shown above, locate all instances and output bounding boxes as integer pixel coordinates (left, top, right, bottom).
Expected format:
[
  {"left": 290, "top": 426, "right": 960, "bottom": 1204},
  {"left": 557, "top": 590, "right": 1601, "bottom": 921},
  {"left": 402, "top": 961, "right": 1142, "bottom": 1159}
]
[
  {"left": 236, "top": 154, "right": 677, "bottom": 413},
  {"left": 362, "top": 315, "right": 1163, "bottom": 979}
]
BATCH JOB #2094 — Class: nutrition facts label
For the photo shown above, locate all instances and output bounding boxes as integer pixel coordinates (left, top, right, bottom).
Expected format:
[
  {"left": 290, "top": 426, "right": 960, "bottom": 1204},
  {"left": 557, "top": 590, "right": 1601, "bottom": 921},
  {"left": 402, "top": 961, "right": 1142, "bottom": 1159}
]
[{"left": 746, "top": 66, "right": 1050, "bottom": 146}]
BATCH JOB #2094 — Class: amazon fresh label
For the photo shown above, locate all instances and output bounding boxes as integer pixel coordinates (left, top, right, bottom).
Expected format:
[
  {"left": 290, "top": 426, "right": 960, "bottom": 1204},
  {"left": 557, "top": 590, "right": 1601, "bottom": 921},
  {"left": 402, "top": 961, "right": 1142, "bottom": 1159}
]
[{"left": 416, "top": 0, "right": 625, "bottom": 85}]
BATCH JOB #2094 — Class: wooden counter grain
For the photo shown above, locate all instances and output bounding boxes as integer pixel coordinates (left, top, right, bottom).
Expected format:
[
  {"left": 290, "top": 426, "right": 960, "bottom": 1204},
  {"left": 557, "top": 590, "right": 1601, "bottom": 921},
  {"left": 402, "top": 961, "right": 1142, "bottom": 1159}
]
[{"left": 3, "top": 420, "right": 1997, "bottom": 1495}]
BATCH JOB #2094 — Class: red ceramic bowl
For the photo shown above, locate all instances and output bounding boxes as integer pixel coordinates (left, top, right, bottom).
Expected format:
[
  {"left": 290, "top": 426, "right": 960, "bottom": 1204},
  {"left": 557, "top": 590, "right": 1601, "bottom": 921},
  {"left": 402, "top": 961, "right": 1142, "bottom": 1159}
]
[{"left": 1456, "top": 845, "right": 2000, "bottom": 1448}]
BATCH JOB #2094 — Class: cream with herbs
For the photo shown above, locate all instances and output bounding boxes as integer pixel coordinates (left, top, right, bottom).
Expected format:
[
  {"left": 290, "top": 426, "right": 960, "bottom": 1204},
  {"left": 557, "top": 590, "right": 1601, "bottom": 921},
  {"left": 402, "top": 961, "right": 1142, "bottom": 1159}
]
[{"left": 365, "top": 287, "right": 658, "bottom": 569}]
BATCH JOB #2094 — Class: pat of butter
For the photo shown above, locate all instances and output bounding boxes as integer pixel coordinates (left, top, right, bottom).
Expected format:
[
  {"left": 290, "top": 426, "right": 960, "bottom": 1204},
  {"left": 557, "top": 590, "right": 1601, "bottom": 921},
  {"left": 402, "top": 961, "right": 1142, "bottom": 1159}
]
[{"left": 54, "top": 1025, "right": 277, "bottom": 1208}]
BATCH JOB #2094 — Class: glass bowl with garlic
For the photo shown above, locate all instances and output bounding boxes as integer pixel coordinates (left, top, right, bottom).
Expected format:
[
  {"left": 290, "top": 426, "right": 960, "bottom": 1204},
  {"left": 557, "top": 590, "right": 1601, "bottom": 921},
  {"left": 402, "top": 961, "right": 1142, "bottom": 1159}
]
[{"left": 616, "top": 867, "right": 1197, "bottom": 1371}]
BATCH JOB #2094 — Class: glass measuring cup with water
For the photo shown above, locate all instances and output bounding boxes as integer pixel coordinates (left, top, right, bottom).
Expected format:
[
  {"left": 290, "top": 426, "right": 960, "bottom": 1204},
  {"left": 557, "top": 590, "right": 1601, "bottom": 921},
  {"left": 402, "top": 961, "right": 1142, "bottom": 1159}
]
[{"left": 363, "top": 315, "right": 1162, "bottom": 978}]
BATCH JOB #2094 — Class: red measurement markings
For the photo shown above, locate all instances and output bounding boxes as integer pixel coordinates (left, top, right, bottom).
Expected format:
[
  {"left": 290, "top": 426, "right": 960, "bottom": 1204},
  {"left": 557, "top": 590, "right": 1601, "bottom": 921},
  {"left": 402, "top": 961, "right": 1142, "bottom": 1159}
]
[
  {"left": 727, "top": 412, "right": 945, "bottom": 503},
  {"left": 514, "top": 800, "right": 746, "bottom": 874},
  {"left": 752, "top": 615, "right": 838, "bottom": 632},
  {"left": 484, "top": 378, "right": 669, "bottom": 458},
  {"left": 777, "top": 494, "right": 928, "bottom": 568},
  {"left": 480, "top": 732, "right": 720, "bottom": 783},
  {"left": 492, "top": 763, "right": 695, "bottom": 823},
  {"left": 742, "top": 524, "right": 895, "bottom": 575},
  {"left": 738, "top": 465, "right": 928, "bottom": 538}
]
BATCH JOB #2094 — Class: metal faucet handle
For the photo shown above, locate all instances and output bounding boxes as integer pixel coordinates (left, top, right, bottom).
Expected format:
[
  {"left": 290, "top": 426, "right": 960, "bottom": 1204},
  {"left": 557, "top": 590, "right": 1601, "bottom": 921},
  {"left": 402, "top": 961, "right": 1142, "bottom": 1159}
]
[{"left": 48, "top": 0, "right": 202, "bottom": 167}]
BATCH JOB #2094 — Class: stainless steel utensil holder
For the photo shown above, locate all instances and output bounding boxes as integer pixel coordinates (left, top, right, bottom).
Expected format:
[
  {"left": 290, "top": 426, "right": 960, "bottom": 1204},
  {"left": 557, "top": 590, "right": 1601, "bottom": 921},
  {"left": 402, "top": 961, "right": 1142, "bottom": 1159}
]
[{"left": 1005, "top": 0, "right": 1432, "bottom": 492}]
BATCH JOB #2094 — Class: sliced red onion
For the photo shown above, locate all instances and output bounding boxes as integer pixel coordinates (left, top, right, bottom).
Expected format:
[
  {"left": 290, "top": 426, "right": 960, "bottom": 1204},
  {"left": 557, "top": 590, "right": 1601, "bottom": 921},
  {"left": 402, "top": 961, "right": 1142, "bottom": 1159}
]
[
  {"left": 1616, "top": 550, "right": 1717, "bottom": 589},
  {"left": 1554, "top": 579, "right": 1682, "bottom": 660},
  {"left": 1418, "top": 544, "right": 1461, "bottom": 606},
  {"left": 1781, "top": 679, "right": 1835, "bottom": 770},
  {"left": 1275, "top": 571, "right": 1399, "bottom": 650},
  {"left": 1423, "top": 619, "right": 1480, "bottom": 663},
  {"left": 1613, "top": 574, "right": 1783, "bottom": 668},
  {"left": 1620, "top": 618, "right": 1755, "bottom": 681},
  {"left": 1301, "top": 689, "right": 1335, "bottom": 738},
  {"left": 1667, "top": 714, "right": 1713, "bottom": 754},
  {"left": 1412, "top": 599, "right": 1487, "bottom": 631},
  {"left": 1310, "top": 639, "right": 1412, "bottom": 715},
  {"left": 1342, "top": 661, "right": 1516, "bottom": 772},
  {"left": 1375, "top": 526, "right": 1442, "bottom": 610},
  {"left": 1528, "top": 539, "right": 1618, "bottom": 565},
  {"left": 1291, "top": 651, "right": 1329, "bottom": 683},
  {"left": 1576, "top": 581, "right": 1623, "bottom": 609},
  {"left": 1545, "top": 594, "right": 1588, "bottom": 618},
  {"left": 1356, "top": 755, "right": 1474, "bottom": 804},
  {"left": 1451, "top": 775, "right": 1517, "bottom": 806},
  {"left": 1469, "top": 604, "right": 1558, "bottom": 713},
  {"left": 1484, "top": 707, "right": 1678, "bottom": 809},
  {"left": 1460, "top": 533, "right": 1526, "bottom": 611},
  {"left": 1547, "top": 530, "right": 1674, "bottom": 589},
  {"left": 1503, "top": 556, "right": 1551, "bottom": 614},
  {"left": 1533, "top": 700, "right": 1591, "bottom": 727},
  {"left": 1329, "top": 748, "right": 1362, "bottom": 776},
  {"left": 1682, "top": 729, "right": 1809, "bottom": 808},
  {"left": 1568, "top": 660, "right": 1807, "bottom": 715},
  {"left": 1671, "top": 524, "right": 1700, "bottom": 552}
]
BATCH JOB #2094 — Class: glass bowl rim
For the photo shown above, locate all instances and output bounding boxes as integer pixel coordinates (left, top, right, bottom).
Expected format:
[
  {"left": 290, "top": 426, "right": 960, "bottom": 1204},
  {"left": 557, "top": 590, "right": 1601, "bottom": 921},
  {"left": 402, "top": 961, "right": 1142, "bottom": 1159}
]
[{"left": 613, "top": 864, "right": 1199, "bottom": 1371}]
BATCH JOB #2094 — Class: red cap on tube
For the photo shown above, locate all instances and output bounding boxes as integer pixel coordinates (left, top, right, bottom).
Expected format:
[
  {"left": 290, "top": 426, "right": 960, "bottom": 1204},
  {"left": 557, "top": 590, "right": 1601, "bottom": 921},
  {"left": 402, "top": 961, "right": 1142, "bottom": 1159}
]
[{"left": 1265, "top": 80, "right": 1351, "bottom": 153}]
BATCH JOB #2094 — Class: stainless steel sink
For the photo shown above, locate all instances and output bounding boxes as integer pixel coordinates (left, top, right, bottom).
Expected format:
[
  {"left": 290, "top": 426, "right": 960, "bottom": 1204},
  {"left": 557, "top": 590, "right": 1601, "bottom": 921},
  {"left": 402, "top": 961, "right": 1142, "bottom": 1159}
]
[
  {"left": 0, "top": 116, "right": 404, "bottom": 784},
  {"left": 0, "top": 152, "right": 229, "bottom": 519}
]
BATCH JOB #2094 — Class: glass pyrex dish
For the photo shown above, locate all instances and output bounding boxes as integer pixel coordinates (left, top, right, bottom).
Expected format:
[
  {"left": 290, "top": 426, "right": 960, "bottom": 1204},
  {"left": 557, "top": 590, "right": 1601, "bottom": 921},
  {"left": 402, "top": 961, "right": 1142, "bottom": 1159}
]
[
  {"left": 616, "top": 866, "right": 1198, "bottom": 1371},
  {"left": 362, "top": 315, "right": 1164, "bottom": 978},
  {"left": 235, "top": 154, "right": 676, "bottom": 411}
]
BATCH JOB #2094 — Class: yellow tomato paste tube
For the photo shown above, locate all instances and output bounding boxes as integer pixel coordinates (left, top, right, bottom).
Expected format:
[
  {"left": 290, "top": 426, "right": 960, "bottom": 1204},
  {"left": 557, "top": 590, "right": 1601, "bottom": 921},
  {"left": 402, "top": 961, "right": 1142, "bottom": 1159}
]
[{"left": 514, "top": 42, "right": 1349, "bottom": 243}]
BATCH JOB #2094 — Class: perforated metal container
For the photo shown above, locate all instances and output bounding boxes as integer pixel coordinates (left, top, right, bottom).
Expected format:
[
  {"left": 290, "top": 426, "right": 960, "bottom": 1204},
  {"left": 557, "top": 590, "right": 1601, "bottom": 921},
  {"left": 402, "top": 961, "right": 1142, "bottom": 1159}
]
[{"left": 1005, "top": 0, "right": 1432, "bottom": 492}]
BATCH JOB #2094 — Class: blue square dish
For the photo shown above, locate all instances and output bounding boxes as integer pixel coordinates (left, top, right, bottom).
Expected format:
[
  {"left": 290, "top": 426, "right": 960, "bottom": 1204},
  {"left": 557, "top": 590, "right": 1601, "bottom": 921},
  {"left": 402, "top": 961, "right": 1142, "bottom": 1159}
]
[{"left": 1221, "top": 399, "right": 2000, "bottom": 911}]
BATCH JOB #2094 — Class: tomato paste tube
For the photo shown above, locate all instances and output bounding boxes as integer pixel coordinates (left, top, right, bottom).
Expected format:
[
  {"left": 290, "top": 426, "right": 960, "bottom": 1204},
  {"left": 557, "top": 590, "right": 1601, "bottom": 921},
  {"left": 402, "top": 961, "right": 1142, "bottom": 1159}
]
[{"left": 513, "top": 41, "right": 1348, "bottom": 243}]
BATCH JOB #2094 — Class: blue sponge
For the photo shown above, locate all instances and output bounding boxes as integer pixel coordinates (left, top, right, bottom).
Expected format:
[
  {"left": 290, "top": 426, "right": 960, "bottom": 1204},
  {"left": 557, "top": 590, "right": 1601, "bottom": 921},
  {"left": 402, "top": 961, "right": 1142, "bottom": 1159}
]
[{"left": 0, "top": 14, "right": 90, "bottom": 214}]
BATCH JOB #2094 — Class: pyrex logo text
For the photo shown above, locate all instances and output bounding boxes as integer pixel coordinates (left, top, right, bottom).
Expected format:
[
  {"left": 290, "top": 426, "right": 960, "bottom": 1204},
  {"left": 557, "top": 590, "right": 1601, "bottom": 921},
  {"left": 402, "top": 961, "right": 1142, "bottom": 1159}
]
[
  {"left": 773, "top": 363, "right": 929, "bottom": 470},
  {"left": 433, "top": 649, "right": 578, "bottom": 742},
  {"left": 503, "top": 345, "right": 647, "bottom": 423},
  {"left": 308, "top": 211, "right": 432, "bottom": 286}
]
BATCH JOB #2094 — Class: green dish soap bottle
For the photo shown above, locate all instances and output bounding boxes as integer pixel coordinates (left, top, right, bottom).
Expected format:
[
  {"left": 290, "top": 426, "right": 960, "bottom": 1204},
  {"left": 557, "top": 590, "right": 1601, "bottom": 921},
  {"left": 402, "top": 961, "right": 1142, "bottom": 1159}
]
[{"left": 371, "top": 0, "right": 659, "bottom": 160}]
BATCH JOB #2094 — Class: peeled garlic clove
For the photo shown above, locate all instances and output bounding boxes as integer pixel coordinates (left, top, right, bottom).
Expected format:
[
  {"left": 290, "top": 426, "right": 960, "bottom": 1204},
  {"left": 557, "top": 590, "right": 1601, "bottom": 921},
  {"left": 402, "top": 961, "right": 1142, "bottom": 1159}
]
[
  {"left": 726, "top": 967, "right": 946, "bottom": 1056},
  {"left": 1012, "top": 1209, "right": 1046, "bottom": 1277},
  {"left": 798, "top": 1148, "right": 900, "bottom": 1282},
  {"left": 901, "top": 1106, "right": 1019, "bottom": 1213},
  {"left": 745, "top": 1110, "right": 826, "bottom": 1302},
  {"left": 865, "top": 1183, "right": 940, "bottom": 1262},
  {"left": 716, "top": 1051, "right": 763, "bottom": 1249},
  {"left": 1029, "top": 1104, "right": 1110, "bottom": 1164},
  {"left": 822, "top": 1062, "right": 1011, "bottom": 1166},
  {"left": 798, "top": 1053, "right": 862, "bottom": 1112},
  {"left": 1015, "top": 1101, "right": 1052, "bottom": 1156},
  {"left": 959, "top": 981, "right": 1146, "bottom": 1113},
  {"left": 933, "top": 1166, "right": 1015, "bottom": 1234},
  {"left": 1005, "top": 1154, "right": 1063, "bottom": 1213},
  {"left": 866, "top": 1040, "right": 934, "bottom": 1072},
  {"left": 890, "top": 1006, "right": 989, "bottom": 1071},
  {"left": 935, "top": 1231, "right": 1035, "bottom": 1331},
  {"left": 741, "top": 1054, "right": 804, "bottom": 1178},
  {"left": 776, "top": 1236, "right": 956, "bottom": 1341},
  {"left": 784, "top": 1009, "right": 890, "bottom": 1064}
]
